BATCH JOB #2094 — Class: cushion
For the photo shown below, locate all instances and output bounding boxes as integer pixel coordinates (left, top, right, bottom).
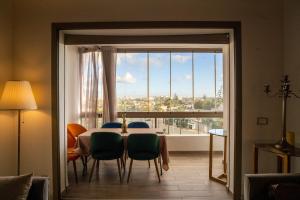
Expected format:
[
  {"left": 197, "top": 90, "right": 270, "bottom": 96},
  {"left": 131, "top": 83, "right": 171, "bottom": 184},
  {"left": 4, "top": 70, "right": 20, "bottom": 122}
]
[
  {"left": 269, "top": 183, "right": 300, "bottom": 200},
  {"left": 0, "top": 173, "right": 33, "bottom": 200}
]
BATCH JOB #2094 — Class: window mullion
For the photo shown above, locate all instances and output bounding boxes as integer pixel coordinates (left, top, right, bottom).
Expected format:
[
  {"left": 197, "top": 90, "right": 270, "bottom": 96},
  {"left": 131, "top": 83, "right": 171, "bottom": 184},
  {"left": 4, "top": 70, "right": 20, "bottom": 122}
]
[
  {"left": 147, "top": 52, "right": 150, "bottom": 112},
  {"left": 214, "top": 52, "right": 217, "bottom": 111},
  {"left": 192, "top": 52, "right": 195, "bottom": 110},
  {"left": 169, "top": 51, "right": 172, "bottom": 112}
]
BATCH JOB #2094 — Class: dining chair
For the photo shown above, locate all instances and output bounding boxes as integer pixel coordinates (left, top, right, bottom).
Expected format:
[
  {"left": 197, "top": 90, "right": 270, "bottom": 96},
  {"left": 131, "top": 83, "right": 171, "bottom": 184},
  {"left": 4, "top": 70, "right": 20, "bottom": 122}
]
[
  {"left": 67, "top": 132, "right": 80, "bottom": 184},
  {"left": 127, "top": 121, "right": 152, "bottom": 168},
  {"left": 127, "top": 121, "right": 150, "bottom": 128},
  {"left": 89, "top": 132, "right": 124, "bottom": 183},
  {"left": 67, "top": 123, "right": 87, "bottom": 138},
  {"left": 102, "top": 122, "right": 122, "bottom": 128},
  {"left": 67, "top": 123, "right": 88, "bottom": 175},
  {"left": 127, "top": 133, "right": 161, "bottom": 183}
]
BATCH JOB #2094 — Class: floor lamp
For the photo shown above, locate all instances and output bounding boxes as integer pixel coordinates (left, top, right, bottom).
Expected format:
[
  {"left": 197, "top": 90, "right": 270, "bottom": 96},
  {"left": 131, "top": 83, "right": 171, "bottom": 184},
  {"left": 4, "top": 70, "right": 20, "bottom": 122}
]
[{"left": 0, "top": 81, "right": 37, "bottom": 175}]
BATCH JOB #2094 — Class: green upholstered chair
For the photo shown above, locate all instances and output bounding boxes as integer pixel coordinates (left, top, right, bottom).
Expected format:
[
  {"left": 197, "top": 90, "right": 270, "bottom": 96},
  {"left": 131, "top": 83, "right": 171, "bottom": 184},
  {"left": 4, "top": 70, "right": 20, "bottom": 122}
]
[
  {"left": 127, "top": 121, "right": 152, "bottom": 168},
  {"left": 89, "top": 132, "right": 124, "bottom": 183},
  {"left": 127, "top": 133, "right": 161, "bottom": 183}
]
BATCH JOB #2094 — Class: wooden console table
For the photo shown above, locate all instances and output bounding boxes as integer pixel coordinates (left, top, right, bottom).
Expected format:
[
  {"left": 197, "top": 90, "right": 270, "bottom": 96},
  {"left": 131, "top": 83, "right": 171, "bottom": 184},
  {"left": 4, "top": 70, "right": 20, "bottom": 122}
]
[{"left": 254, "top": 143, "right": 300, "bottom": 173}]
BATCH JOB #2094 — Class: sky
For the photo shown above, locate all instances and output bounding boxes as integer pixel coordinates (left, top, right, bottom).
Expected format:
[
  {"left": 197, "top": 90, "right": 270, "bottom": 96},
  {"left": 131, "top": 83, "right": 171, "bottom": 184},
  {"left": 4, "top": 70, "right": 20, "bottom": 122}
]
[{"left": 116, "top": 52, "right": 223, "bottom": 98}]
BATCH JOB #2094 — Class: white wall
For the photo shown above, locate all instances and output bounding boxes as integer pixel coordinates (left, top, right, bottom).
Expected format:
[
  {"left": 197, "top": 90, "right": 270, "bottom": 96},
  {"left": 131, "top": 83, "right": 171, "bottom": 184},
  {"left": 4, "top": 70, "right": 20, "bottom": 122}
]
[
  {"left": 167, "top": 135, "right": 224, "bottom": 151},
  {"left": 63, "top": 45, "right": 80, "bottom": 189},
  {"left": 0, "top": 0, "right": 16, "bottom": 176},
  {"left": 283, "top": 0, "right": 300, "bottom": 172},
  {"left": 12, "top": 0, "right": 284, "bottom": 198}
]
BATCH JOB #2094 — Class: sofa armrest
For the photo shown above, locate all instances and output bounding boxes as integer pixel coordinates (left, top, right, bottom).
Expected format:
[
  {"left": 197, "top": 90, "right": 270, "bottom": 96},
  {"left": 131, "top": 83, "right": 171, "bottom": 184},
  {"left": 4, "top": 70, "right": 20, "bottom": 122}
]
[
  {"left": 244, "top": 174, "right": 300, "bottom": 200},
  {"left": 27, "top": 177, "right": 49, "bottom": 200}
]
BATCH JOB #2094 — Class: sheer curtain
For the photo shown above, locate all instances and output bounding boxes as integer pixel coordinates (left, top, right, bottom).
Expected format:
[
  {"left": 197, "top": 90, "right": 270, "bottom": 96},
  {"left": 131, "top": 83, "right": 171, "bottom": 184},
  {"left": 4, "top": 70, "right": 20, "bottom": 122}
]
[
  {"left": 78, "top": 48, "right": 101, "bottom": 129},
  {"left": 102, "top": 46, "right": 117, "bottom": 123}
]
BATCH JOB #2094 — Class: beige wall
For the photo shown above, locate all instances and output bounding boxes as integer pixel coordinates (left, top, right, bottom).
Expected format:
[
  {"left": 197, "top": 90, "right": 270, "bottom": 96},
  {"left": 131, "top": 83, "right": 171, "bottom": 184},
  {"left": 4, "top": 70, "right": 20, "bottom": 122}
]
[
  {"left": 284, "top": 0, "right": 300, "bottom": 171},
  {"left": 0, "top": 0, "right": 16, "bottom": 176},
  {"left": 11, "top": 0, "right": 284, "bottom": 197}
]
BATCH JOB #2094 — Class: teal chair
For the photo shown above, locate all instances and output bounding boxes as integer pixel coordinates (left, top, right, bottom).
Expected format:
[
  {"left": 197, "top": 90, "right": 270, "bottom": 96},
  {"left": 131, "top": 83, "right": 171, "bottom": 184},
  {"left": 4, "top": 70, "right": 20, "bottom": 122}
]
[
  {"left": 89, "top": 132, "right": 124, "bottom": 183},
  {"left": 102, "top": 122, "right": 122, "bottom": 128},
  {"left": 127, "top": 121, "right": 152, "bottom": 168},
  {"left": 127, "top": 121, "right": 150, "bottom": 128},
  {"left": 127, "top": 134, "right": 161, "bottom": 183}
]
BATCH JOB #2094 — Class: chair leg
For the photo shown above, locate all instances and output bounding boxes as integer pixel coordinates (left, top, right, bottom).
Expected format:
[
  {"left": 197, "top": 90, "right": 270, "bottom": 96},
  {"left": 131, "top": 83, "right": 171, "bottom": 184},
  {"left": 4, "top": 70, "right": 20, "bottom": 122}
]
[
  {"left": 117, "top": 158, "right": 122, "bottom": 183},
  {"left": 154, "top": 158, "right": 161, "bottom": 183},
  {"left": 121, "top": 157, "right": 126, "bottom": 171},
  {"left": 72, "top": 160, "right": 78, "bottom": 184},
  {"left": 159, "top": 156, "right": 163, "bottom": 175},
  {"left": 89, "top": 159, "right": 96, "bottom": 183},
  {"left": 127, "top": 158, "right": 133, "bottom": 183},
  {"left": 148, "top": 160, "right": 151, "bottom": 168},
  {"left": 120, "top": 154, "right": 125, "bottom": 169},
  {"left": 80, "top": 156, "right": 88, "bottom": 176},
  {"left": 80, "top": 156, "right": 85, "bottom": 176}
]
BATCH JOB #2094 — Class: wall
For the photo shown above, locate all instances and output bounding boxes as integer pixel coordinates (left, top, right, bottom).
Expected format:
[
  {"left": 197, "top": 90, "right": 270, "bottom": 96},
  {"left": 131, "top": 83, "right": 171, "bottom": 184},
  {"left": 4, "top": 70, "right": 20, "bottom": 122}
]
[
  {"left": 12, "top": 0, "right": 284, "bottom": 198},
  {"left": 0, "top": 0, "right": 16, "bottom": 176},
  {"left": 284, "top": 0, "right": 300, "bottom": 172},
  {"left": 167, "top": 135, "right": 224, "bottom": 151}
]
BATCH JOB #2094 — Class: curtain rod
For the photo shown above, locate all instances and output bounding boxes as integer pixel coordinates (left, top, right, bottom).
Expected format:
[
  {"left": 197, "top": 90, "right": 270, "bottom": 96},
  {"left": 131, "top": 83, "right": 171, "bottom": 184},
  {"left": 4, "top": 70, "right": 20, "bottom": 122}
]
[{"left": 78, "top": 46, "right": 223, "bottom": 53}]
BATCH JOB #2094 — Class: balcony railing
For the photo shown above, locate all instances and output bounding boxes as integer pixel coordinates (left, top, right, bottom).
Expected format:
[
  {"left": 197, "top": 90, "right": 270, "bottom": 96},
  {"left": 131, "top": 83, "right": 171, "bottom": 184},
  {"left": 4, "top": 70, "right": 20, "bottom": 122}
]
[{"left": 95, "top": 112, "right": 223, "bottom": 135}]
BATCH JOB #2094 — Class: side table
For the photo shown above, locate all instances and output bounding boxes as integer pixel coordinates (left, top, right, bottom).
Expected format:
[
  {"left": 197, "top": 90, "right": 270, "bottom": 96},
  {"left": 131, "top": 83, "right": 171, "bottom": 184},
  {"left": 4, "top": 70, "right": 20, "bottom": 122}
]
[
  {"left": 254, "top": 143, "right": 300, "bottom": 173},
  {"left": 209, "top": 129, "right": 227, "bottom": 185}
]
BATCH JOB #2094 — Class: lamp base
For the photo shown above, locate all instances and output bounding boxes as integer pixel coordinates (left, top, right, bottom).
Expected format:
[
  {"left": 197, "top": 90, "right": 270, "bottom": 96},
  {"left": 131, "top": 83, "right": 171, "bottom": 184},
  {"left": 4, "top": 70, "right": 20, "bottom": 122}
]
[{"left": 274, "top": 139, "right": 294, "bottom": 152}]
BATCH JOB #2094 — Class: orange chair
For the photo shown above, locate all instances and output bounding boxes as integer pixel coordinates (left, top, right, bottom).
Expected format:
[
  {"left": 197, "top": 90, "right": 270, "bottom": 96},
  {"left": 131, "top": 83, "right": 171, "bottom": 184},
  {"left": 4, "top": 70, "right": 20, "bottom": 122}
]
[
  {"left": 67, "top": 132, "right": 80, "bottom": 183},
  {"left": 67, "top": 123, "right": 88, "bottom": 177},
  {"left": 67, "top": 123, "right": 87, "bottom": 138}
]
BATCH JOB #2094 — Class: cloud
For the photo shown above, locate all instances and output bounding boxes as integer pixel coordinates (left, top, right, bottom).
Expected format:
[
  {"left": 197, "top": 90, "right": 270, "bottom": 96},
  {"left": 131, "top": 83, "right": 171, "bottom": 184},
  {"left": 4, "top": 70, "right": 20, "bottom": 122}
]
[
  {"left": 185, "top": 74, "right": 192, "bottom": 80},
  {"left": 173, "top": 54, "right": 191, "bottom": 63},
  {"left": 117, "top": 53, "right": 147, "bottom": 67},
  {"left": 117, "top": 72, "right": 136, "bottom": 84}
]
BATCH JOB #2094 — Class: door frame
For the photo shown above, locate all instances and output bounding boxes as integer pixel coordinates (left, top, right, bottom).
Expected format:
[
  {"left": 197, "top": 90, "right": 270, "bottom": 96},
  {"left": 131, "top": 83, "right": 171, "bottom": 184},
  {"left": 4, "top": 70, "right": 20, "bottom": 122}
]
[{"left": 51, "top": 21, "right": 242, "bottom": 200}]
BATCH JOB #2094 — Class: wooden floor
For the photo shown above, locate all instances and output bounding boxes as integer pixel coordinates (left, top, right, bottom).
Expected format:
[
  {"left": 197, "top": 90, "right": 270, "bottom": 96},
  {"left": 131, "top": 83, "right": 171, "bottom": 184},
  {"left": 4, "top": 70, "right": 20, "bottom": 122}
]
[{"left": 63, "top": 152, "right": 232, "bottom": 200}]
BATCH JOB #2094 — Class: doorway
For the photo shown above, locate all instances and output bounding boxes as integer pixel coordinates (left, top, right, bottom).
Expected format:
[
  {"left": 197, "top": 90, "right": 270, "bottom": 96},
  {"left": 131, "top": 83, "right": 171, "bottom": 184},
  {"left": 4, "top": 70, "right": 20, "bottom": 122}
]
[{"left": 51, "top": 21, "right": 242, "bottom": 200}]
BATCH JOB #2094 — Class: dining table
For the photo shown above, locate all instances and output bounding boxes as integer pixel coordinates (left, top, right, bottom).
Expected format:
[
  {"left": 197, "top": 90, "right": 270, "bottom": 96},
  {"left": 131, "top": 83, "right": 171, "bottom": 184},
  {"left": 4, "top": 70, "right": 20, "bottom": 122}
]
[{"left": 76, "top": 128, "right": 170, "bottom": 173}]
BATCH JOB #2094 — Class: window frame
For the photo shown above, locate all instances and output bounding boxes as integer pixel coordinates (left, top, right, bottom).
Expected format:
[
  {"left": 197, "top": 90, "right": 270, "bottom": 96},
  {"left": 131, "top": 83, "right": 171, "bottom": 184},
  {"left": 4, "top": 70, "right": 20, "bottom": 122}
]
[{"left": 114, "top": 49, "right": 224, "bottom": 118}]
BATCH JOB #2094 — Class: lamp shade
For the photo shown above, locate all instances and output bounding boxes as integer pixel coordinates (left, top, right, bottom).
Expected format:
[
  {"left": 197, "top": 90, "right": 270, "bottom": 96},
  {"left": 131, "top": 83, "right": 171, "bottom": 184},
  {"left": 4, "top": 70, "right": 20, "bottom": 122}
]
[{"left": 0, "top": 81, "right": 37, "bottom": 110}]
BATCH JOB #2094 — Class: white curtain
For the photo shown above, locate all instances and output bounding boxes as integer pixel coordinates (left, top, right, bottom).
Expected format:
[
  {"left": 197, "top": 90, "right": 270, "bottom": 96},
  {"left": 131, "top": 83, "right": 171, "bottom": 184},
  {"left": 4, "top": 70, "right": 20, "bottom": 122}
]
[
  {"left": 102, "top": 46, "right": 117, "bottom": 123},
  {"left": 65, "top": 46, "right": 81, "bottom": 124},
  {"left": 79, "top": 48, "right": 101, "bottom": 129}
]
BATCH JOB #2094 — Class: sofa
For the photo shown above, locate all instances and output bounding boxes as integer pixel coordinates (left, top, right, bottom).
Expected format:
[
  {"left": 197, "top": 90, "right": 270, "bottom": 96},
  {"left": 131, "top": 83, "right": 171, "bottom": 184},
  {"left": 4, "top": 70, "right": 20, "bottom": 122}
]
[
  {"left": 27, "top": 177, "right": 49, "bottom": 200},
  {"left": 244, "top": 174, "right": 300, "bottom": 200}
]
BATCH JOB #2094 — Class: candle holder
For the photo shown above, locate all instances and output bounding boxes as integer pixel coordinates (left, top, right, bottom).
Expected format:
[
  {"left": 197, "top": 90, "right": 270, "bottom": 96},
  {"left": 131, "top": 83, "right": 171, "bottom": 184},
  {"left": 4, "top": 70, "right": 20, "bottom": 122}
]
[
  {"left": 264, "top": 75, "right": 300, "bottom": 151},
  {"left": 121, "top": 113, "right": 128, "bottom": 133}
]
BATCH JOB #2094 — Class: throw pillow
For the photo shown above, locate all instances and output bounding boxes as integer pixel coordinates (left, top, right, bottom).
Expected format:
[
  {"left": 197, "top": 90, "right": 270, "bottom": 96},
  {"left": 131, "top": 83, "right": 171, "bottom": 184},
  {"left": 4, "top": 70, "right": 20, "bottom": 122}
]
[{"left": 0, "top": 173, "right": 33, "bottom": 200}]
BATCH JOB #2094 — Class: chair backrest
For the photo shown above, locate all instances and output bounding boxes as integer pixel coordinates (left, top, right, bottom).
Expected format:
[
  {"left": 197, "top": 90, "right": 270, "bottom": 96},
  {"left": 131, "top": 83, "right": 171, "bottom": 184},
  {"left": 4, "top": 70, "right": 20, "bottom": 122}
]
[
  {"left": 127, "top": 134, "right": 160, "bottom": 156},
  {"left": 90, "top": 132, "right": 124, "bottom": 156},
  {"left": 101, "top": 122, "right": 122, "bottom": 128},
  {"left": 128, "top": 121, "right": 150, "bottom": 128},
  {"left": 67, "top": 132, "right": 76, "bottom": 148},
  {"left": 67, "top": 123, "right": 87, "bottom": 138}
]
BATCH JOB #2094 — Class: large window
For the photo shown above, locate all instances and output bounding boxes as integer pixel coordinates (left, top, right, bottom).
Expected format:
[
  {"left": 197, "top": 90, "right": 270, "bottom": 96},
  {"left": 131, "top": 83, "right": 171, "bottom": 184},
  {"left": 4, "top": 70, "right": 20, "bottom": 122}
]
[
  {"left": 115, "top": 51, "right": 224, "bottom": 134},
  {"left": 116, "top": 51, "right": 223, "bottom": 112}
]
